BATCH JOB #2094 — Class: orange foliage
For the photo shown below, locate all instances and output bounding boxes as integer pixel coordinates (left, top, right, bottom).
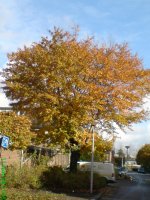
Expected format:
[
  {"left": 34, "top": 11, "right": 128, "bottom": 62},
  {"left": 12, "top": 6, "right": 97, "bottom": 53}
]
[
  {"left": 0, "top": 112, "right": 35, "bottom": 149},
  {"left": 1, "top": 27, "right": 150, "bottom": 148}
]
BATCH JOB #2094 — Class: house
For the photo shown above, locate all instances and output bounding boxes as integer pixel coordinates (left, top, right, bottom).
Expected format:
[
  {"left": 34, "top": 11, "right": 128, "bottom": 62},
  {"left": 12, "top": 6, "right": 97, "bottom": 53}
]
[{"left": 0, "top": 107, "right": 12, "bottom": 112}]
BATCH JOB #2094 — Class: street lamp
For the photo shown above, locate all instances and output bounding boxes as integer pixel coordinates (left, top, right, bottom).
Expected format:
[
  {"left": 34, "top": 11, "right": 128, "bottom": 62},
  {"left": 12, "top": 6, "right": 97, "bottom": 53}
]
[
  {"left": 90, "top": 125, "right": 95, "bottom": 194},
  {"left": 125, "top": 146, "right": 130, "bottom": 160}
]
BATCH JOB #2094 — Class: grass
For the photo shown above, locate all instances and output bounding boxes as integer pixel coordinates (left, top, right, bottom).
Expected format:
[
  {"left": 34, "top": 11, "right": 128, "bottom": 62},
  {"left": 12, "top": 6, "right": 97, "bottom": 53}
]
[{"left": 0, "top": 188, "right": 67, "bottom": 200}]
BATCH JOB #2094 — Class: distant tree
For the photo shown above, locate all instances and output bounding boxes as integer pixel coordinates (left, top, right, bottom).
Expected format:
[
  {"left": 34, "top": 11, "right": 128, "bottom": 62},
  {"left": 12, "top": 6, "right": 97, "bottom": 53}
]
[
  {"left": 117, "top": 149, "right": 125, "bottom": 158},
  {"left": 2, "top": 27, "right": 150, "bottom": 172},
  {"left": 0, "top": 112, "right": 35, "bottom": 150},
  {"left": 114, "top": 148, "right": 125, "bottom": 167},
  {"left": 136, "top": 144, "right": 150, "bottom": 171}
]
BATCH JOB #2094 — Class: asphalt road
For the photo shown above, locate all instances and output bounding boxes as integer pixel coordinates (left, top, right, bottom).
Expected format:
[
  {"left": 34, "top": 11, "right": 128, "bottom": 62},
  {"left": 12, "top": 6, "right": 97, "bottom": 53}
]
[{"left": 101, "top": 172, "right": 150, "bottom": 200}]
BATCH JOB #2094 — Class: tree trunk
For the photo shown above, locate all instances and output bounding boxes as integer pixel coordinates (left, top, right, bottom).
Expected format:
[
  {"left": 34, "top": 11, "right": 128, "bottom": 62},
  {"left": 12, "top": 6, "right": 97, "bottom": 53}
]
[
  {"left": 69, "top": 138, "right": 80, "bottom": 173},
  {"left": 70, "top": 149, "right": 80, "bottom": 173}
]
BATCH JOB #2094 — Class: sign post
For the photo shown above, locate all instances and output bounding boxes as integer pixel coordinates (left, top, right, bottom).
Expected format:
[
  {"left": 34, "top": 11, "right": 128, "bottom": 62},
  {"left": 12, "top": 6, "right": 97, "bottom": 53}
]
[{"left": 0, "top": 134, "right": 10, "bottom": 200}]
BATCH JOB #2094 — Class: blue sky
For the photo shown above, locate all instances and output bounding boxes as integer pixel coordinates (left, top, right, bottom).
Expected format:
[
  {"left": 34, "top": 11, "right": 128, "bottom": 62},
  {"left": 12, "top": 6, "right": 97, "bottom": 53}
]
[{"left": 0, "top": 0, "right": 150, "bottom": 155}]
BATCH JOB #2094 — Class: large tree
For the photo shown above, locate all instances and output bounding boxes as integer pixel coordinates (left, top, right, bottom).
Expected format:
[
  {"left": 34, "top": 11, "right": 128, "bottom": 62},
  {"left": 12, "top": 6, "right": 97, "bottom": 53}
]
[
  {"left": 1, "top": 27, "right": 150, "bottom": 171},
  {"left": 136, "top": 144, "right": 150, "bottom": 171}
]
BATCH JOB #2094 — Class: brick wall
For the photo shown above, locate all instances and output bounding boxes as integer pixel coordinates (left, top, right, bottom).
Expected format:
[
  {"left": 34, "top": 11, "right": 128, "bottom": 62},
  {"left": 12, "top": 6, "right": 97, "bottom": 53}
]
[{"left": 0, "top": 149, "right": 20, "bottom": 166}]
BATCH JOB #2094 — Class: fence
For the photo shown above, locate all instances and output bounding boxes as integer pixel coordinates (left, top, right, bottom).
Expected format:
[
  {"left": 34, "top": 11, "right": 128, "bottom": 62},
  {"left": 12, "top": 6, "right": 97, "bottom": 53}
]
[{"left": 1, "top": 149, "right": 70, "bottom": 168}]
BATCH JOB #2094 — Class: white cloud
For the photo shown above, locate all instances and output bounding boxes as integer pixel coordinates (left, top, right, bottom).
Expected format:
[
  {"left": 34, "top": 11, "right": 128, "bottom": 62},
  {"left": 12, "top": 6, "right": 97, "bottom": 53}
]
[
  {"left": 83, "top": 6, "right": 110, "bottom": 19},
  {"left": 0, "top": 0, "right": 41, "bottom": 54},
  {"left": 143, "top": 96, "right": 150, "bottom": 112},
  {"left": 0, "top": 93, "right": 10, "bottom": 107},
  {"left": 0, "top": 68, "right": 11, "bottom": 107},
  {"left": 115, "top": 120, "right": 150, "bottom": 156},
  {"left": 0, "top": 0, "right": 20, "bottom": 52},
  {"left": 0, "top": 0, "right": 79, "bottom": 57}
]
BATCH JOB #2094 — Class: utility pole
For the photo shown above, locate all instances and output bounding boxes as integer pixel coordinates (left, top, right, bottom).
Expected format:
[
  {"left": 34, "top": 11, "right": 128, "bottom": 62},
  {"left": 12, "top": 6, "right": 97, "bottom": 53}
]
[
  {"left": 90, "top": 125, "right": 95, "bottom": 194},
  {"left": 125, "top": 146, "right": 130, "bottom": 160},
  {"left": 121, "top": 156, "right": 124, "bottom": 167}
]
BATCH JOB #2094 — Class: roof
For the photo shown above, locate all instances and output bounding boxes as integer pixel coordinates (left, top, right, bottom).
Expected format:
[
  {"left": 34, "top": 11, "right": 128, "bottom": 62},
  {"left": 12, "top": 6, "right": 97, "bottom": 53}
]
[{"left": 0, "top": 107, "right": 12, "bottom": 111}]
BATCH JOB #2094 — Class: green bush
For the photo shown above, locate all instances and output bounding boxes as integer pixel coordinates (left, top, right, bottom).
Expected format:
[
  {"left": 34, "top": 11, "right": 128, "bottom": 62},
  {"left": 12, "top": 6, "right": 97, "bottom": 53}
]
[
  {"left": 63, "top": 171, "right": 106, "bottom": 190},
  {"left": 3, "top": 160, "right": 107, "bottom": 193},
  {"left": 41, "top": 166, "right": 65, "bottom": 189},
  {"left": 40, "top": 167, "right": 107, "bottom": 191},
  {"left": 5, "top": 164, "right": 46, "bottom": 189}
]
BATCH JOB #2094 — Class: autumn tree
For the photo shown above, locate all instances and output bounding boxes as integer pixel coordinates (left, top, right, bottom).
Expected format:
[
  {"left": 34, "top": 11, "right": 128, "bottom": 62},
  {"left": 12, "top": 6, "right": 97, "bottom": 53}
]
[
  {"left": 114, "top": 149, "right": 125, "bottom": 167},
  {"left": 79, "top": 131, "right": 112, "bottom": 162},
  {"left": 0, "top": 112, "right": 35, "bottom": 149},
  {"left": 136, "top": 144, "right": 150, "bottom": 171},
  {"left": 1, "top": 27, "right": 150, "bottom": 172}
]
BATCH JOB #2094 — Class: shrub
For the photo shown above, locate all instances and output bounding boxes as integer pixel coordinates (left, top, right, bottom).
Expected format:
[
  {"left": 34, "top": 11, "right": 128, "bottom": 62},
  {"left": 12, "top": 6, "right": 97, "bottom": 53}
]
[
  {"left": 40, "top": 167, "right": 107, "bottom": 191},
  {"left": 41, "top": 166, "right": 65, "bottom": 189},
  {"left": 5, "top": 164, "right": 46, "bottom": 189},
  {"left": 4, "top": 161, "right": 107, "bottom": 192}
]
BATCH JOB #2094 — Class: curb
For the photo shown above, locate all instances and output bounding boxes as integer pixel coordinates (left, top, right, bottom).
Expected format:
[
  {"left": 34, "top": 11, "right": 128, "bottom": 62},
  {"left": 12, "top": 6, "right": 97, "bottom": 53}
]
[
  {"left": 89, "top": 192, "right": 104, "bottom": 200},
  {"left": 88, "top": 187, "right": 110, "bottom": 200}
]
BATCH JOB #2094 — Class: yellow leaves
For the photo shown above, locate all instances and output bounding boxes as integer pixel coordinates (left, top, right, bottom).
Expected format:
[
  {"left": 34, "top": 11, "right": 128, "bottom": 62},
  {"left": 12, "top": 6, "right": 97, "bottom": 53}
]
[
  {"left": 136, "top": 144, "right": 150, "bottom": 168},
  {"left": 0, "top": 112, "right": 35, "bottom": 150},
  {"left": 79, "top": 130, "right": 113, "bottom": 161},
  {"left": 1, "top": 27, "right": 150, "bottom": 148}
]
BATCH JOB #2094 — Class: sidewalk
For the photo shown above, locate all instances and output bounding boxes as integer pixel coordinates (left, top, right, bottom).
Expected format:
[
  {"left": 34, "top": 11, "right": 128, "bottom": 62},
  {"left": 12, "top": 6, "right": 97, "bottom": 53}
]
[{"left": 60, "top": 187, "right": 107, "bottom": 200}]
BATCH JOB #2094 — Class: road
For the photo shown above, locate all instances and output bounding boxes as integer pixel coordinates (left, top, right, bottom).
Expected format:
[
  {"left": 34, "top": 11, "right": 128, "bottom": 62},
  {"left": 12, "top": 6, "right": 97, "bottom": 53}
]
[{"left": 101, "top": 172, "right": 150, "bottom": 200}]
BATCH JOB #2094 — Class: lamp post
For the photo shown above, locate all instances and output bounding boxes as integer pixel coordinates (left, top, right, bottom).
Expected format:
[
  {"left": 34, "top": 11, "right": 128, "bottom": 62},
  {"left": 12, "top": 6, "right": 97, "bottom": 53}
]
[
  {"left": 90, "top": 125, "right": 95, "bottom": 194},
  {"left": 121, "top": 155, "right": 124, "bottom": 168},
  {"left": 125, "top": 146, "right": 130, "bottom": 160}
]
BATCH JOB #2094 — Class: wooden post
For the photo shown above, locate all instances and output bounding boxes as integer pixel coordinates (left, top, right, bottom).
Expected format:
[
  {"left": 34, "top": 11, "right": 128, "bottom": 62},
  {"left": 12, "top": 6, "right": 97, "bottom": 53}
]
[{"left": 0, "top": 147, "right": 2, "bottom": 158}]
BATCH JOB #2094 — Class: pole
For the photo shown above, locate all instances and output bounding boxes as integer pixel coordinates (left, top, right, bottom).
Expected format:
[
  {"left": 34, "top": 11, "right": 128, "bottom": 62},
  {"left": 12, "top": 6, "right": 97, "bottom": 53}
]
[
  {"left": 0, "top": 147, "right": 2, "bottom": 158},
  {"left": 20, "top": 149, "right": 24, "bottom": 168},
  {"left": 125, "top": 146, "right": 130, "bottom": 160},
  {"left": 125, "top": 146, "right": 130, "bottom": 169},
  {"left": 121, "top": 156, "right": 123, "bottom": 167},
  {"left": 90, "top": 125, "right": 94, "bottom": 194}
]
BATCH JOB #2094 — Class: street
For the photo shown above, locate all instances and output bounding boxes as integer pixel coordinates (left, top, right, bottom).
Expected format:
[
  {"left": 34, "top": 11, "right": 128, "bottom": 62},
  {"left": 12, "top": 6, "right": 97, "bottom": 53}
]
[{"left": 101, "top": 172, "right": 150, "bottom": 200}]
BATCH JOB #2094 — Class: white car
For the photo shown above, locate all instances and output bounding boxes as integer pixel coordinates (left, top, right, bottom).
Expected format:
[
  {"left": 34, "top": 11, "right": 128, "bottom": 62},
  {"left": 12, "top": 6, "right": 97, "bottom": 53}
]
[{"left": 77, "top": 161, "right": 116, "bottom": 183}]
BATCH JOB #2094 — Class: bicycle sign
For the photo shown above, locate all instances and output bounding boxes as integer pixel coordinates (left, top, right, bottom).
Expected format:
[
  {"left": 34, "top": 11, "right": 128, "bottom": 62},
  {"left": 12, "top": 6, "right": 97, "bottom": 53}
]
[{"left": 0, "top": 135, "right": 10, "bottom": 149}]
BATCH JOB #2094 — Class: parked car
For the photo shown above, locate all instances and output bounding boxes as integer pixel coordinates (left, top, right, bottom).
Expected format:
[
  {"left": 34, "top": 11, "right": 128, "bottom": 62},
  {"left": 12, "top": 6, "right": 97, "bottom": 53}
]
[
  {"left": 138, "top": 167, "right": 145, "bottom": 173},
  {"left": 117, "top": 167, "right": 128, "bottom": 177},
  {"left": 77, "top": 161, "right": 116, "bottom": 183}
]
